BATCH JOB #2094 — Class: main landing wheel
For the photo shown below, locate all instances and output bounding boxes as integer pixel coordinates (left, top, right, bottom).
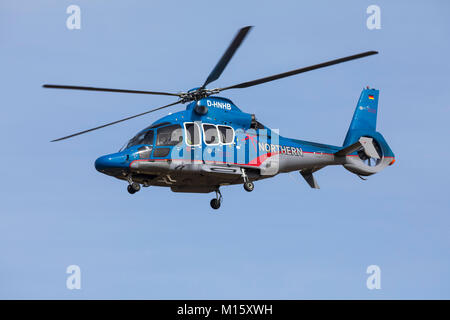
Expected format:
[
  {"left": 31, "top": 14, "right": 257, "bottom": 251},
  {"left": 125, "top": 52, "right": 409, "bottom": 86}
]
[
  {"left": 243, "top": 181, "right": 254, "bottom": 192},
  {"left": 210, "top": 198, "right": 221, "bottom": 210},
  {"left": 210, "top": 189, "right": 222, "bottom": 210},
  {"left": 127, "top": 185, "right": 135, "bottom": 194},
  {"left": 127, "top": 182, "right": 141, "bottom": 194}
]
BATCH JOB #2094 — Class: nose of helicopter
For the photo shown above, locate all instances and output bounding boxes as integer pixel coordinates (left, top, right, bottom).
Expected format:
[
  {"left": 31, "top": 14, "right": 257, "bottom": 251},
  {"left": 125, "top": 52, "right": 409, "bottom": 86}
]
[{"left": 95, "top": 152, "right": 128, "bottom": 174}]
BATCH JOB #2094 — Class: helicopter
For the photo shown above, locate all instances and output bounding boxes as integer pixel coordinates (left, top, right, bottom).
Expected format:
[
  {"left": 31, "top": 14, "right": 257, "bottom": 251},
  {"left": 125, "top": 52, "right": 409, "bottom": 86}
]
[{"left": 44, "top": 26, "right": 395, "bottom": 209}]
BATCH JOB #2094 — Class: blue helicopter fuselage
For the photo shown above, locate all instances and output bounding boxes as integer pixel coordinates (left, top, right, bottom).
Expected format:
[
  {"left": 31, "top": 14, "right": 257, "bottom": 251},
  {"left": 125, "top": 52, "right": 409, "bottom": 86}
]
[
  {"left": 95, "top": 89, "right": 395, "bottom": 193},
  {"left": 96, "top": 97, "right": 336, "bottom": 182}
]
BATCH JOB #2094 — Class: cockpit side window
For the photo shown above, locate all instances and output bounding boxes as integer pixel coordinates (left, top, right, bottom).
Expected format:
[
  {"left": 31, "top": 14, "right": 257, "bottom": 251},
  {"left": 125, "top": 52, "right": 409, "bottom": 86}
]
[
  {"left": 142, "top": 130, "right": 154, "bottom": 145},
  {"left": 184, "top": 122, "right": 201, "bottom": 146},
  {"left": 156, "top": 125, "right": 183, "bottom": 146},
  {"left": 202, "top": 124, "right": 220, "bottom": 145},
  {"left": 218, "top": 125, "right": 234, "bottom": 144}
]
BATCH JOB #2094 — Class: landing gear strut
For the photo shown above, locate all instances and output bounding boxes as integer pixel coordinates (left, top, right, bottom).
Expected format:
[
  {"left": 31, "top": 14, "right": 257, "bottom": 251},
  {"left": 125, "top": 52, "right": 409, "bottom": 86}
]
[
  {"left": 210, "top": 189, "right": 222, "bottom": 209},
  {"left": 126, "top": 175, "right": 141, "bottom": 194},
  {"left": 241, "top": 168, "right": 254, "bottom": 192}
]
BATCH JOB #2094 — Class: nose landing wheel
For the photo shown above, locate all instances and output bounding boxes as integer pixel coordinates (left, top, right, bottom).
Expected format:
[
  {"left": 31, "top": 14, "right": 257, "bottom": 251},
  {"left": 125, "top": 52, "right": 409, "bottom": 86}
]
[
  {"left": 243, "top": 181, "right": 254, "bottom": 192},
  {"left": 127, "top": 182, "right": 141, "bottom": 194},
  {"left": 210, "top": 189, "right": 222, "bottom": 209},
  {"left": 210, "top": 198, "right": 221, "bottom": 209}
]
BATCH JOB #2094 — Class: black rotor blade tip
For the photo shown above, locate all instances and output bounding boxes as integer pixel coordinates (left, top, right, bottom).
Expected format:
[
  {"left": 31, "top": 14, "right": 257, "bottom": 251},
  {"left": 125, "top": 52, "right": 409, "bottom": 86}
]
[{"left": 202, "top": 25, "right": 253, "bottom": 88}]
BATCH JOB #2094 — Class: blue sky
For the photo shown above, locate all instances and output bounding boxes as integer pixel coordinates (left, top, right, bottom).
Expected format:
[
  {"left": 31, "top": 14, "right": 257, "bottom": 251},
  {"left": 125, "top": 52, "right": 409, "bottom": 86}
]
[{"left": 1, "top": 0, "right": 449, "bottom": 299}]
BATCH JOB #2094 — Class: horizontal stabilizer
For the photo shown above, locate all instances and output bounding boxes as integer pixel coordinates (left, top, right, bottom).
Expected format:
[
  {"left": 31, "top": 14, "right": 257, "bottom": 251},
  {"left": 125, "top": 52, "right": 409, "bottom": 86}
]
[
  {"left": 335, "top": 137, "right": 380, "bottom": 159},
  {"left": 335, "top": 141, "right": 362, "bottom": 157},
  {"left": 300, "top": 169, "right": 320, "bottom": 189}
]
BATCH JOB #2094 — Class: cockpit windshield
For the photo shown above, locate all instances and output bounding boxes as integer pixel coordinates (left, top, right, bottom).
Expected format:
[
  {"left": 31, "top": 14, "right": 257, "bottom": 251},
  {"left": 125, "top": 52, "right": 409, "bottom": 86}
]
[{"left": 122, "top": 130, "right": 155, "bottom": 150}]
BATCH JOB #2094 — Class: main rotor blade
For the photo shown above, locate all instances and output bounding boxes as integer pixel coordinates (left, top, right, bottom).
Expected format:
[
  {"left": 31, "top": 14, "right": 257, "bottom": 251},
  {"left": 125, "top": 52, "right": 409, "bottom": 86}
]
[
  {"left": 202, "top": 26, "right": 252, "bottom": 89},
  {"left": 43, "top": 84, "right": 180, "bottom": 97},
  {"left": 51, "top": 100, "right": 183, "bottom": 142},
  {"left": 219, "top": 51, "right": 378, "bottom": 91}
]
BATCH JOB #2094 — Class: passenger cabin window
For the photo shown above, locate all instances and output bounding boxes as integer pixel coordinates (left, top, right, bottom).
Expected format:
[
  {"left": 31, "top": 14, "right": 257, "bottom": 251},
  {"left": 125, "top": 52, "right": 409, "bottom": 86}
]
[
  {"left": 156, "top": 125, "right": 183, "bottom": 146},
  {"left": 202, "top": 124, "right": 219, "bottom": 145},
  {"left": 184, "top": 122, "right": 201, "bottom": 146},
  {"left": 218, "top": 125, "right": 234, "bottom": 144}
]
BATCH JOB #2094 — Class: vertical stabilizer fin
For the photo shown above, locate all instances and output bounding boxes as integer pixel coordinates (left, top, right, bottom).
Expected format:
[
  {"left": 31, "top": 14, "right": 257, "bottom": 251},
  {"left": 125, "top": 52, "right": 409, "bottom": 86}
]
[{"left": 343, "top": 88, "right": 379, "bottom": 146}]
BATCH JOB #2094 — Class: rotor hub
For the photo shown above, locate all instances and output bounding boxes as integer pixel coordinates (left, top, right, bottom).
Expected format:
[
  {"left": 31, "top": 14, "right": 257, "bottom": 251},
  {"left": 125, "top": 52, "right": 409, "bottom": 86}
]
[{"left": 179, "top": 88, "right": 220, "bottom": 104}]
